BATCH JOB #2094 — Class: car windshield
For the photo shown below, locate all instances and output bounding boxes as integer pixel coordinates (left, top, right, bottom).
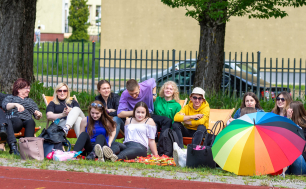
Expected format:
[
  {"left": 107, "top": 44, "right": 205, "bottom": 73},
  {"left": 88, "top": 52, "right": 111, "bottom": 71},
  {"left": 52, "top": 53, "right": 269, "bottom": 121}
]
[
  {"left": 236, "top": 63, "right": 257, "bottom": 74},
  {"left": 178, "top": 61, "right": 196, "bottom": 69}
]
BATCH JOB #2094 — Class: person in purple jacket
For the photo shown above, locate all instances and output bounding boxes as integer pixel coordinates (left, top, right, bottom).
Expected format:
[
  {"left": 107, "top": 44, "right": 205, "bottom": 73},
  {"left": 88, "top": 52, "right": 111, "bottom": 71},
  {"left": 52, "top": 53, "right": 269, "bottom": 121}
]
[{"left": 117, "top": 79, "right": 172, "bottom": 134}]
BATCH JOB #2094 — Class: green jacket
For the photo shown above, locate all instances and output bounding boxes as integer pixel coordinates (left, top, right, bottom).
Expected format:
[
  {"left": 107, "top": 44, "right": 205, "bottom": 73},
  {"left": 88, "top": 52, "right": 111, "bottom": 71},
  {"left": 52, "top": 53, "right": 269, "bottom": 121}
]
[{"left": 154, "top": 97, "right": 182, "bottom": 122}]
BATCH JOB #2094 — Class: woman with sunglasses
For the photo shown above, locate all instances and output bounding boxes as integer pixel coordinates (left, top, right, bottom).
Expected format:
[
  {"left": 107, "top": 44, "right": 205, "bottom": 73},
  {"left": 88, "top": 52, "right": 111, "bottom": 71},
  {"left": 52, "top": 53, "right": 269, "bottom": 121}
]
[
  {"left": 272, "top": 91, "right": 292, "bottom": 117},
  {"left": 284, "top": 101, "right": 306, "bottom": 175},
  {"left": 46, "top": 83, "right": 85, "bottom": 136},
  {"left": 74, "top": 101, "right": 116, "bottom": 161},
  {"left": 153, "top": 81, "right": 181, "bottom": 122},
  {"left": 172, "top": 87, "right": 210, "bottom": 149},
  {"left": 99, "top": 101, "right": 157, "bottom": 161},
  {"left": 228, "top": 92, "right": 264, "bottom": 124}
]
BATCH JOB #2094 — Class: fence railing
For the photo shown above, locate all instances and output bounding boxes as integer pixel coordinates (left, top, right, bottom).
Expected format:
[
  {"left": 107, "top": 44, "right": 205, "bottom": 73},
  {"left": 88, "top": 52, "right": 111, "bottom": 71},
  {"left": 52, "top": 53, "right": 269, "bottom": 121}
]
[{"left": 33, "top": 41, "right": 306, "bottom": 99}]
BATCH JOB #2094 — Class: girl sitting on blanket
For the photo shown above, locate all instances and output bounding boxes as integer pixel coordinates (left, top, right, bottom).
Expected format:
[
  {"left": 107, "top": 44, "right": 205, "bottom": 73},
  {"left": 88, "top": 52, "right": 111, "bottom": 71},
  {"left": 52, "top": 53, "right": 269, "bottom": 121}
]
[
  {"left": 96, "top": 101, "right": 158, "bottom": 161},
  {"left": 74, "top": 101, "right": 116, "bottom": 161}
]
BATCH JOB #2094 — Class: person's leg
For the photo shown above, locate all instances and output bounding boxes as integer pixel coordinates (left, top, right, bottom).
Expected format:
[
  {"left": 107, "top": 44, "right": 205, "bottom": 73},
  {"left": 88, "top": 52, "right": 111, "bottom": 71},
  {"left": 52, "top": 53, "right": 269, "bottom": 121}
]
[
  {"left": 112, "top": 116, "right": 124, "bottom": 144},
  {"left": 116, "top": 142, "right": 147, "bottom": 160},
  {"left": 172, "top": 122, "right": 192, "bottom": 148},
  {"left": 94, "top": 134, "right": 108, "bottom": 147},
  {"left": 23, "top": 119, "right": 35, "bottom": 137},
  {"left": 73, "top": 117, "right": 83, "bottom": 137},
  {"left": 151, "top": 114, "right": 172, "bottom": 133},
  {"left": 74, "top": 132, "right": 93, "bottom": 154},
  {"left": 287, "top": 155, "right": 306, "bottom": 175},
  {"left": 10, "top": 118, "right": 23, "bottom": 133},
  {"left": 191, "top": 125, "right": 207, "bottom": 145},
  {"left": 66, "top": 107, "right": 85, "bottom": 129},
  {"left": 5, "top": 119, "right": 17, "bottom": 145}
]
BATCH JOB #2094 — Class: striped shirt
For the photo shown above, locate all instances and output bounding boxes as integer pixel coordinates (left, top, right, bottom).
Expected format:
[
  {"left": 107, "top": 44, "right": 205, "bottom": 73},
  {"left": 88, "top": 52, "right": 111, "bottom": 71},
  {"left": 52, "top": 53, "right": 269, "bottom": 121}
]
[{"left": 2, "top": 95, "right": 39, "bottom": 120}]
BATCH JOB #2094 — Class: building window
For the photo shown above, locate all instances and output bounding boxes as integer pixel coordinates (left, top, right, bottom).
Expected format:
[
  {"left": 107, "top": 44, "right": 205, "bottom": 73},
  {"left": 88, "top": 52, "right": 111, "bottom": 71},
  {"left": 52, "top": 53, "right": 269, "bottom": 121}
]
[{"left": 96, "top": 5, "right": 101, "bottom": 26}]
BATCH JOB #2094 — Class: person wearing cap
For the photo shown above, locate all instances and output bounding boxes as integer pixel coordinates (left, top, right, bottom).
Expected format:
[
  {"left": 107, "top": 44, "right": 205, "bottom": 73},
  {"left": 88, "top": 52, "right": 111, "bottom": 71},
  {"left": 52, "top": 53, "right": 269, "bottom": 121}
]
[{"left": 172, "top": 87, "right": 210, "bottom": 148}]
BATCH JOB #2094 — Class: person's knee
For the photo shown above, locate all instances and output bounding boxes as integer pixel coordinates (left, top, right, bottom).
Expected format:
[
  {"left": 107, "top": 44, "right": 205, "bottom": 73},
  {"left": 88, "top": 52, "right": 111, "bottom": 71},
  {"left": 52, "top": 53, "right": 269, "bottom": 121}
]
[
  {"left": 96, "top": 134, "right": 106, "bottom": 140},
  {"left": 172, "top": 122, "right": 181, "bottom": 130},
  {"left": 24, "top": 119, "right": 36, "bottom": 127},
  {"left": 197, "top": 125, "right": 207, "bottom": 133}
]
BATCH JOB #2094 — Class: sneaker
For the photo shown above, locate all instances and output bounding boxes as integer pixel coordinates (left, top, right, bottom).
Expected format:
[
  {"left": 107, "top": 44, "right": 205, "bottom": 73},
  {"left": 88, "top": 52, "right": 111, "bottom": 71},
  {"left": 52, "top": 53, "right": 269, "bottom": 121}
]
[
  {"left": 94, "top": 144, "right": 104, "bottom": 162},
  {"left": 86, "top": 151, "right": 96, "bottom": 160},
  {"left": 173, "top": 142, "right": 187, "bottom": 167},
  {"left": 102, "top": 146, "right": 118, "bottom": 162},
  {"left": 62, "top": 126, "right": 70, "bottom": 136}
]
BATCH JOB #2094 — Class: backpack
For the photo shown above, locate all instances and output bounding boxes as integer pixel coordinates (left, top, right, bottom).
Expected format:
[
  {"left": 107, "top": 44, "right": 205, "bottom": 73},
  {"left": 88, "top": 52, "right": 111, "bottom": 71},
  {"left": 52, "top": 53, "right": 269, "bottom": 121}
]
[{"left": 157, "top": 128, "right": 179, "bottom": 157}]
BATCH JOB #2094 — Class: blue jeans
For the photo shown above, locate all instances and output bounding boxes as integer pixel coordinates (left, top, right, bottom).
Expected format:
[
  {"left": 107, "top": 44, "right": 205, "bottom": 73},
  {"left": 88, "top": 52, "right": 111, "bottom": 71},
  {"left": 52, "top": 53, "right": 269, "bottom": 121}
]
[
  {"left": 286, "top": 155, "right": 306, "bottom": 175},
  {"left": 112, "top": 116, "right": 124, "bottom": 144}
]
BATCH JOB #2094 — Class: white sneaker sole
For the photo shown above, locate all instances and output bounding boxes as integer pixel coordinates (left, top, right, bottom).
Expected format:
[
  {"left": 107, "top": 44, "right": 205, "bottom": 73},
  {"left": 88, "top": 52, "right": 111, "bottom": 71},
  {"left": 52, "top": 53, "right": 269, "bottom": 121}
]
[
  {"left": 173, "top": 149, "right": 180, "bottom": 167},
  {"left": 102, "top": 146, "right": 118, "bottom": 162},
  {"left": 94, "top": 144, "right": 104, "bottom": 162}
]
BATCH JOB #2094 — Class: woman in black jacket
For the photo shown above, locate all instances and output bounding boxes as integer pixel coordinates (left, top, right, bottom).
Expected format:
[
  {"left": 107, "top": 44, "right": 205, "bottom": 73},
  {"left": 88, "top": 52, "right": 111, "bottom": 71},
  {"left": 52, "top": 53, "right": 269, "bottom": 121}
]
[{"left": 95, "top": 80, "right": 124, "bottom": 143}]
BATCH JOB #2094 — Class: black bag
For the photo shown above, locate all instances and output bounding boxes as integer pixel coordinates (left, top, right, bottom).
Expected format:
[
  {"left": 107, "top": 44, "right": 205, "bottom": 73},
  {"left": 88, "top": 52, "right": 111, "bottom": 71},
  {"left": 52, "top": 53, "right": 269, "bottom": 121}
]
[
  {"left": 157, "top": 128, "right": 180, "bottom": 157},
  {"left": 39, "top": 122, "right": 67, "bottom": 144},
  {"left": 186, "top": 120, "right": 224, "bottom": 168},
  {"left": 205, "top": 120, "right": 225, "bottom": 146}
]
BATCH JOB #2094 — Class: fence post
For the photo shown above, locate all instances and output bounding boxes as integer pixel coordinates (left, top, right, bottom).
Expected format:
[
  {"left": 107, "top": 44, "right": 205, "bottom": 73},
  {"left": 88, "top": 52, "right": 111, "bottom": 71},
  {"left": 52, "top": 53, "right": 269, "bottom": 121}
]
[
  {"left": 172, "top": 49, "right": 176, "bottom": 81},
  {"left": 257, "top": 51, "right": 261, "bottom": 99},
  {"left": 56, "top": 38, "right": 59, "bottom": 85},
  {"left": 92, "top": 42, "right": 96, "bottom": 95}
]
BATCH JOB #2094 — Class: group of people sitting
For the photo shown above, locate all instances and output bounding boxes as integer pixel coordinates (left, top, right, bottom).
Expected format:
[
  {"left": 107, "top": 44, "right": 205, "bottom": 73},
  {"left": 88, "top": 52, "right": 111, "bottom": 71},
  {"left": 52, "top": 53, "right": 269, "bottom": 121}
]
[{"left": 0, "top": 78, "right": 305, "bottom": 175}]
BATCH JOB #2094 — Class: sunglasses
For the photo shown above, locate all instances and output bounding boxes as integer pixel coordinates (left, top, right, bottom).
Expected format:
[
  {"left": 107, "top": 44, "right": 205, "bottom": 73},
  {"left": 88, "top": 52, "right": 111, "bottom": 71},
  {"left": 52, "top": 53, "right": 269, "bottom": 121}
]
[
  {"left": 276, "top": 97, "right": 285, "bottom": 102},
  {"left": 192, "top": 96, "right": 204, "bottom": 101},
  {"left": 91, "top": 103, "right": 103, "bottom": 108},
  {"left": 57, "top": 90, "right": 68, "bottom": 93}
]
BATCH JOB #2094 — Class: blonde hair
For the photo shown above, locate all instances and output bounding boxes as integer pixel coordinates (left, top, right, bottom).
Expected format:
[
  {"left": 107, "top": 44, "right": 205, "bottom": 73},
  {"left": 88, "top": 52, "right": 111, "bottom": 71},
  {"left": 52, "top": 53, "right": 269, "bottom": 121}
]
[
  {"left": 52, "top": 83, "right": 72, "bottom": 105},
  {"left": 159, "top": 81, "right": 180, "bottom": 103}
]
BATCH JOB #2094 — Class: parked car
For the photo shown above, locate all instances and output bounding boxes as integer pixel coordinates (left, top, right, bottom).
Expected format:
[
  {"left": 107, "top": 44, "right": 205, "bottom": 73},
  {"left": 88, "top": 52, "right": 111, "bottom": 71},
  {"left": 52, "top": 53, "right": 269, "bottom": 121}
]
[
  {"left": 140, "top": 59, "right": 260, "bottom": 82},
  {"left": 154, "top": 68, "right": 290, "bottom": 98}
]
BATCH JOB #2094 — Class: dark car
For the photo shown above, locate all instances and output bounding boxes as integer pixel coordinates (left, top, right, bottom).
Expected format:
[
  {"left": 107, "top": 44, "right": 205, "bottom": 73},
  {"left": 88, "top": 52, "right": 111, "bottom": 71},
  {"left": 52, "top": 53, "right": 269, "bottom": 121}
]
[{"left": 155, "top": 68, "right": 290, "bottom": 98}]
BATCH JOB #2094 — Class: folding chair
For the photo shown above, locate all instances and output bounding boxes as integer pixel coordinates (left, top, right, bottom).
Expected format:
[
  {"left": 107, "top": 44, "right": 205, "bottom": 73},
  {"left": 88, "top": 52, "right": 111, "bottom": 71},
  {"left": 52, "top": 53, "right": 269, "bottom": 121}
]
[
  {"left": 182, "top": 108, "right": 235, "bottom": 145},
  {"left": 42, "top": 94, "right": 78, "bottom": 138},
  {"left": 179, "top": 98, "right": 188, "bottom": 108}
]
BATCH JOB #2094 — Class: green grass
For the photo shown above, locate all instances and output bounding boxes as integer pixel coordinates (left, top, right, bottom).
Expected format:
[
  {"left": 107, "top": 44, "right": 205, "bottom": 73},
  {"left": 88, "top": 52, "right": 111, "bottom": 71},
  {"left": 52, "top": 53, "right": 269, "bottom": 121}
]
[{"left": 33, "top": 42, "right": 100, "bottom": 79}]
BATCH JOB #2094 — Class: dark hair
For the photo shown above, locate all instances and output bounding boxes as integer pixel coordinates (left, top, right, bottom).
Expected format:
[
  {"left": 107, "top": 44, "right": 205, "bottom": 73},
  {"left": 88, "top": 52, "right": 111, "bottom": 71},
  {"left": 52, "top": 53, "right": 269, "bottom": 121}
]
[
  {"left": 240, "top": 107, "right": 257, "bottom": 117},
  {"left": 272, "top": 91, "right": 292, "bottom": 116},
  {"left": 12, "top": 78, "right": 30, "bottom": 96},
  {"left": 290, "top": 101, "right": 306, "bottom": 128},
  {"left": 240, "top": 92, "right": 262, "bottom": 109},
  {"left": 97, "top": 80, "right": 111, "bottom": 91},
  {"left": 87, "top": 100, "right": 116, "bottom": 137},
  {"left": 132, "top": 101, "right": 151, "bottom": 119},
  {"left": 126, "top": 79, "right": 139, "bottom": 91}
]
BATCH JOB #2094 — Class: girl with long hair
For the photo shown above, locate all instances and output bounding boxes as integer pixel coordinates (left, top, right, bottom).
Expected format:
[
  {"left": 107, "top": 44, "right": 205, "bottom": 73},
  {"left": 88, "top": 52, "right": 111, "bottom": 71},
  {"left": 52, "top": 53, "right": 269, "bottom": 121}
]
[
  {"left": 272, "top": 91, "right": 292, "bottom": 117},
  {"left": 97, "top": 101, "right": 157, "bottom": 161},
  {"left": 228, "top": 92, "right": 264, "bottom": 123},
  {"left": 154, "top": 81, "right": 181, "bottom": 122},
  {"left": 285, "top": 101, "right": 306, "bottom": 175},
  {"left": 73, "top": 101, "right": 116, "bottom": 161}
]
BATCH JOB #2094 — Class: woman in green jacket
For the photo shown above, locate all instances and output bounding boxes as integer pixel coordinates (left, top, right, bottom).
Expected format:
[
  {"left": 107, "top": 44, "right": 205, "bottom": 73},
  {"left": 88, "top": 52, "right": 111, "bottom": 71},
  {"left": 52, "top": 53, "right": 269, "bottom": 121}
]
[{"left": 154, "top": 81, "right": 182, "bottom": 122}]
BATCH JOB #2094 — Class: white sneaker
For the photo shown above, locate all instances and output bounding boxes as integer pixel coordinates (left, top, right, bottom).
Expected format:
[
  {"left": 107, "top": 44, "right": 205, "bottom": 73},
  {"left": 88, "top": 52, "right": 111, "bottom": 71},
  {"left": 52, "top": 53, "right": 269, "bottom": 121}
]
[
  {"left": 102, "top": 146, "right": 118, "bottom": 162},
  {"left": 94, "top": 144, "right": 104, "bottom": 162},
  {"left": 173, "top": 142, "right": 187, "bottom": 167}
]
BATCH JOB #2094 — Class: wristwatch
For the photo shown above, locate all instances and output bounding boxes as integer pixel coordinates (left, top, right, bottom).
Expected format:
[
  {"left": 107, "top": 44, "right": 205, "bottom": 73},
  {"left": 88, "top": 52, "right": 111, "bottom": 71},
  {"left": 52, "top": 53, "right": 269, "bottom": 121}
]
[{"left": 153, "top": 93, "right": 157, "bottom": 96}]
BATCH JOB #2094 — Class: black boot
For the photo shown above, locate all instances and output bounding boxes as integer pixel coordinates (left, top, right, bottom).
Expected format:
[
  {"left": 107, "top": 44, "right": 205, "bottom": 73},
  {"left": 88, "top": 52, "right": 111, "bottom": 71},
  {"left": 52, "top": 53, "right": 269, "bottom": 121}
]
[
  {"left": 9, "top": 143, "right": 20, "bottom": 156},
  {"left": 86, "top": 151, "right": 96, "bottom": 160},
  {"left": 0, "top": 123, "right": 7, "bottom": 142}
]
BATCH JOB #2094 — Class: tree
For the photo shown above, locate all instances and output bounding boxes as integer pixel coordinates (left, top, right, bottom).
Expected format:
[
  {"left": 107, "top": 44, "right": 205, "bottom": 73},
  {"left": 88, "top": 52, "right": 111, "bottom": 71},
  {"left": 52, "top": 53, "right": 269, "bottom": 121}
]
[
  {"left": 161, "top": 0, "right": 306, "bottom": 93},
  {"left": 0, "top": 0, "right": 37, "bottom": 93},
  {"left": 68, "top": 0, "right": 90, "bottom": 41}
]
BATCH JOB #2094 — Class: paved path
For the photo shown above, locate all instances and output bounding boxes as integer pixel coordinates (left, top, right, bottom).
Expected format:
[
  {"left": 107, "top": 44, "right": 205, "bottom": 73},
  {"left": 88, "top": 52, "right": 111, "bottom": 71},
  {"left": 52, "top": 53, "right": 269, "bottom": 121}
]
[{"left": 0, "top": 166, "right": 273, "bottom": 189}]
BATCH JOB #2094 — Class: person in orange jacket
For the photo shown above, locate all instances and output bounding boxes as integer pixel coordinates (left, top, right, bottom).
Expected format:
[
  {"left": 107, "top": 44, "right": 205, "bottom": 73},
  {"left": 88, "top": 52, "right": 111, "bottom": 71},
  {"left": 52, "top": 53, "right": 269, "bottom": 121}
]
[{"left": 172, "top": 87, "right": 210, "bottom": 148}]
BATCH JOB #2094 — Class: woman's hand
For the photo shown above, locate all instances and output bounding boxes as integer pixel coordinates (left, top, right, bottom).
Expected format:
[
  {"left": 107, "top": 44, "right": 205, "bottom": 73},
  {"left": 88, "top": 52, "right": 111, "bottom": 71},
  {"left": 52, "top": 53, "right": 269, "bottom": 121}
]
[
  {"left": 107, "top": 109, "right": 116, "bottom": 113},
  {"left": 287, "top": 108, "right": 293, "bottom": 119},
  {"left": 34, "top": 110, "right": 42, "bottom": 120},
  {"left": 62, "top": 109, "right": 69, "bottom": 117},
  {"left": 15, "top": 103, "right": 25, "bottom": 112},
  {"left": 228, "top": 117, "right": 234, "bottom": 123}
]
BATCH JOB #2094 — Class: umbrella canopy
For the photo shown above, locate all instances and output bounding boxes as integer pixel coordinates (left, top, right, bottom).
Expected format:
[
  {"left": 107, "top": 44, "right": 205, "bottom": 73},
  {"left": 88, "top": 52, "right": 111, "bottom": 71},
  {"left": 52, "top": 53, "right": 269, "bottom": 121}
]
[{"left": 212, "top": 112, "right": 305, "bottom": 176}]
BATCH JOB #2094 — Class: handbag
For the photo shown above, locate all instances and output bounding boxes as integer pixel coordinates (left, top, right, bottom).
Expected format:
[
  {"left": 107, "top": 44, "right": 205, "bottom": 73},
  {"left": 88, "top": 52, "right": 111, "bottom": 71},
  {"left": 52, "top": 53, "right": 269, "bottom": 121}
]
[
  {"left": 39, "top": 122, "right": 66, "bottom": 144},
  {"left": 18, "top": 137, "right": 44, "bottom": 160},
  {"left": 186, "top": 120, "right": 224, "bottom": 168}
]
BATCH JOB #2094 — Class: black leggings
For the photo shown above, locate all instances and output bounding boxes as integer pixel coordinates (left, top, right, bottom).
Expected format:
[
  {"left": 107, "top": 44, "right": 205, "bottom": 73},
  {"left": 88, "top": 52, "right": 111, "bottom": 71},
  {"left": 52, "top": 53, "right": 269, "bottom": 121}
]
[
  {"left": 0, "top": 111, "right": 16, "bottom": 144},
  {"left": 111, "top": 141, "right": 147, "bottom": 160},
  {"left": 74, "top": 132, "right": 108, "bottom": 156},
  {"left": 11, "top": 118, "right": 35, "bottom": 137},
  {"left": 172, "top": 122, "right": 207, "bottom": 148}
]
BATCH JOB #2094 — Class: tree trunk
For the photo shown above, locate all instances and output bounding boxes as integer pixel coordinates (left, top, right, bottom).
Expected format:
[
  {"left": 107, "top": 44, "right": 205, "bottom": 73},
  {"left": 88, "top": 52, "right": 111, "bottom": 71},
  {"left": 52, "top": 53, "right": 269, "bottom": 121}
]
[
  {"left": 0, "top": 0, "right": 37, "bottom": 93},
  {"left": 194, "top": 21, "right": 226, "bottom": 94}
]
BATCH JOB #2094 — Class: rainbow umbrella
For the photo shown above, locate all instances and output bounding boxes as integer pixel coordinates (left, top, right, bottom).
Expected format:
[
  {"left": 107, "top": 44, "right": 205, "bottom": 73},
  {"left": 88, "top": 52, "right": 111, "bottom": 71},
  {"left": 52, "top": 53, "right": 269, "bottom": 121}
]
[{"left": 212, "top": 112, "right": 305, "bottom": 176}]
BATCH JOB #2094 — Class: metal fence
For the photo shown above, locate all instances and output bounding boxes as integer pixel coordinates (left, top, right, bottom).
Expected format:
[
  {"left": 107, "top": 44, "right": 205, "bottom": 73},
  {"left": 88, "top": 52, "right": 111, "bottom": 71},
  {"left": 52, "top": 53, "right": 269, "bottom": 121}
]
[{"left": 34, "top": 41, "right": 306, "bottom": 99}]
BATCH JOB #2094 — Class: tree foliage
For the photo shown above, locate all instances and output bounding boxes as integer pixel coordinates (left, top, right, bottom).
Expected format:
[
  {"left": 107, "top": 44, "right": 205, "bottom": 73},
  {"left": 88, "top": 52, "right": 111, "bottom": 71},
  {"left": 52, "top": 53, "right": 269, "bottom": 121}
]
[
  {"left": 161, "top": 0, "right": 306, "bottom": 93},
  {"left": 68, "top": 0, "right": 90, "bottom": 41}
]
